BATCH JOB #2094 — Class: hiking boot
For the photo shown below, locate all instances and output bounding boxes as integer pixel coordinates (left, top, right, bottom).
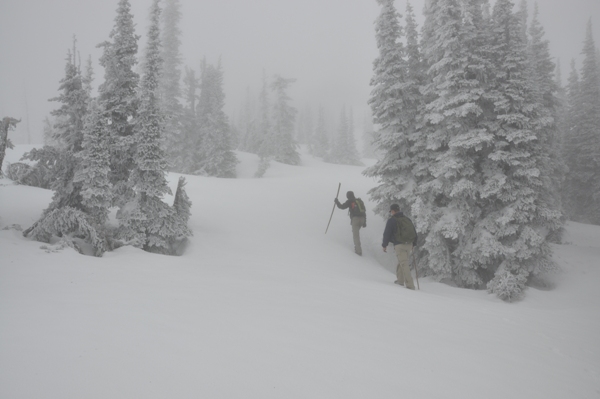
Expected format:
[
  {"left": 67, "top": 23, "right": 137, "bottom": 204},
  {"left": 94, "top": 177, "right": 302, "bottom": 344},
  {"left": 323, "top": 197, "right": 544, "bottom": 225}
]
[{"left": 394, "top": 280, "right": 404, "bottom": 286}]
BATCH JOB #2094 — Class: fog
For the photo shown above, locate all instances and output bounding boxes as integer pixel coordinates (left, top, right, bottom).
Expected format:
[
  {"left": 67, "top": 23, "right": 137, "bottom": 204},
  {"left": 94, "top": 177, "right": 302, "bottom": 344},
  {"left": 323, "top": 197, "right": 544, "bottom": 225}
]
[{"left": 1, "top": 0, "right": 599, "bottom": 144}]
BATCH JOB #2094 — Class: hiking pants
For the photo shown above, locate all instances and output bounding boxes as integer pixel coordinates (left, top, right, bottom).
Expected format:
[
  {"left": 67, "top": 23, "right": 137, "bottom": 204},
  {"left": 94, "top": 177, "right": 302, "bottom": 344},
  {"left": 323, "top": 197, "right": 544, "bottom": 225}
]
[
  {"left": 394, "top": 243, "right": 415, "bottom": 289},
  {"left": 351, "top": 216, "right": 365, "bottom": 255}
]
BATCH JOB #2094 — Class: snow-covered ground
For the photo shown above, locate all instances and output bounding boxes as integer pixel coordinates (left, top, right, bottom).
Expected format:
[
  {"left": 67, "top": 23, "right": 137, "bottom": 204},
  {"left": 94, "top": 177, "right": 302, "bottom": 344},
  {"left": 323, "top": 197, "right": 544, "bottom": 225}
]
[{"left": 1, "top": 145, "right": 599, "bottom": 398}]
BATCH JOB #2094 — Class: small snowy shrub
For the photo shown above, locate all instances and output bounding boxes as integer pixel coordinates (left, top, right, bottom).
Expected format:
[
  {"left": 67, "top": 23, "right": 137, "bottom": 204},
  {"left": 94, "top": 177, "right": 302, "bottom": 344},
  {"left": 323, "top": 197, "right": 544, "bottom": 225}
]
[
  {"left": 25, "top": 207, "right": 105, "bottom": 257},
  {"left": 487, "top": 269, "right": 528, "bottom": 302}
]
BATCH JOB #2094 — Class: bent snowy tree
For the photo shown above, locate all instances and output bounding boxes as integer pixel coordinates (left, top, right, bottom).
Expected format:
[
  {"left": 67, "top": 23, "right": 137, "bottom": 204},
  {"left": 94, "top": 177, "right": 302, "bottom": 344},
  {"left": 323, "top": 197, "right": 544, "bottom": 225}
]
[{"left": 0, "top": 117, "right": 20, "bottom": 176}]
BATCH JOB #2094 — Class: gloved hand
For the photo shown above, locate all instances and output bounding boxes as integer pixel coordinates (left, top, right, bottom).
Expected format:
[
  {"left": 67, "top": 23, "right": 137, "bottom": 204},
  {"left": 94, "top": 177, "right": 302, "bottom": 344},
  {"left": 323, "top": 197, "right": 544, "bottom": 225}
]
[{"left": 334, "top": 198, "right": 340, "bottom": 205}]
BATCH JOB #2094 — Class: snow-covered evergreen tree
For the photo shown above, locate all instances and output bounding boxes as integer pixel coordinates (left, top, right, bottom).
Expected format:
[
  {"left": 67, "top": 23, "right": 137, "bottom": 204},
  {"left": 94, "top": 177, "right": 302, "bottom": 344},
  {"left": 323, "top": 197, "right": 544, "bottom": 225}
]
[
  {"left": 193, "top": 60, "right": 238, "bottom": 177},
  {"left": 482, "top": 0, "right": 561, "bottom": 298},
  {"left": 328, "top": 106, "right": 361, "bottom": 166},
  {"left": 74, "top": 100, "right": 112, "bottom": 226},
  {"left": 564, "top": 21, "right": 600, "bottom": 224},
  {"left": 268, "top": 75, "right": 300, "bottom": 165},
  {"left": 119, "top": 0, "right": 191, "bottom": 253},
  {"left": 50, "top": 42, "right": 89, "bottom": 153},
  {"left": 295, "top": 104, "right": 313, "bottom": 146},
  {"left": 179, "top": 67, "right": 199, "bottom": 173},
  {"left": 237, "top": 87, "right": 256, "bottom": 153},
  {"left": 527, "top": 3, "right": 566, "bottom": 239},
  {"left": 364, "top": 0, "right": 417, "bottom": 217},
  {"left": 23, "top": 39, "right": 102, "bottom": 253},
  {"left": 254, "top": 70, "right": 273, "bottom": 160},
  {"left": 97, "top": 0, "right": 140, "bottom": 208},
  {"left": 41, "top": 39, "right": 91, "bottom": 212},
  {"left": 413, "top": 0, "right": 494, "bottom": 286},
  {"left": 310, "top": 105, "right": 329, "bottom": 158},
  {"left": 159, "top": 0, "right": 183, "bottom": 169},
  {"left": 562, "top": 59, "right": 581, "bottom": 219}
]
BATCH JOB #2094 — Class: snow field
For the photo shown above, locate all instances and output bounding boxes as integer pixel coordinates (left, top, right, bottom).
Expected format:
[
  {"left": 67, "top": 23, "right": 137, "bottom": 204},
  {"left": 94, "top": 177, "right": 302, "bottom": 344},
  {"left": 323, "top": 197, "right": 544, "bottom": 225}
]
[{"left": 1, "top": 145, "right": 599, "bottom": 398}]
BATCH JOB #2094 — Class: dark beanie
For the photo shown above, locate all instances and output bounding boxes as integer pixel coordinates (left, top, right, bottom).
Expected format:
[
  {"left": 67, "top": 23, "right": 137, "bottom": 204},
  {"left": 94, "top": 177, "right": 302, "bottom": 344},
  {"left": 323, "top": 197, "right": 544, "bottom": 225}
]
[
  {"left": 346, "top": 191, "right": 355, "bottom": 200},
  {"left": 390, "top": 204, "right": 400, "bottom": 212}
]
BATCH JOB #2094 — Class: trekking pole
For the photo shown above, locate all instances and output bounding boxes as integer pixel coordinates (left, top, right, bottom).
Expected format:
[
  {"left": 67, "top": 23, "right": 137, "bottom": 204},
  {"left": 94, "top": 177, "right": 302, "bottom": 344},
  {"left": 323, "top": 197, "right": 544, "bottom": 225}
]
[
  {"left": 412, "top": 248, "right": 420, "bottom": 290},
  {"left": 325, "top": 182, "right": 341, "bottom": 234}
]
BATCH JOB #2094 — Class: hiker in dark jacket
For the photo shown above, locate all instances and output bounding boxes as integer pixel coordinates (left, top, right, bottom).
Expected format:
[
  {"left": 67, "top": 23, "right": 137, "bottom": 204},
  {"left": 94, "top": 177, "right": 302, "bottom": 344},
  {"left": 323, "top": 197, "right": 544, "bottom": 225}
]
[
  {"left": 382, "top": 204, "right": 417, "bottom": 289},
  {"left": 334, "top": 191, "right": 366, "bottom": 256}
]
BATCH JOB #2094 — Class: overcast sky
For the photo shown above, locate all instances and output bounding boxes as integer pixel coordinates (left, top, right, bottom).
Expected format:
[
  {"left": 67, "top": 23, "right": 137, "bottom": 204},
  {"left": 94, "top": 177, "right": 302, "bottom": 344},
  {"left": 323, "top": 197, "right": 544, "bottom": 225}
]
[{"left": 1, "top": 0, "right": 599, "bottom": 144}]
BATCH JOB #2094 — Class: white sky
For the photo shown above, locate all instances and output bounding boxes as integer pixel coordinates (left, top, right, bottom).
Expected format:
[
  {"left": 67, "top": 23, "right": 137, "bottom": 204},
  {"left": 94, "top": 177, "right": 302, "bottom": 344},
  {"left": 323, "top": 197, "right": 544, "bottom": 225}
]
[{"left": 1, "top": 0, "right": 599, "bottom": 144}]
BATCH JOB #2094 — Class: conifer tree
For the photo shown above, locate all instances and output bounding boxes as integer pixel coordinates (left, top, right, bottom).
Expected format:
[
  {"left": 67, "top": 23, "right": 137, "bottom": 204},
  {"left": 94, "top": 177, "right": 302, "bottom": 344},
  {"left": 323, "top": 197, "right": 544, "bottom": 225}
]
[
  {"left": 565, "top": 21, "right": 600, "bottom": 224},
  {"left": 329, "top": 106, "right": 361, "bottom": 165},
  {"left": 268, "top": 75, "right": 300, "bottom": 165},
  {"left": 24, "top": 39, "right": 102, "bottom": 254},
  {"left": 237, "top": 87, "right": 256, "bottom": 153},
  {"left": 364, "top": 0, "right": 415, "bottom": 217},
  {"left": 255, "top": 70, "right": 272, "bottom": 157},
  {"left": 74, "top": 100, "right": 112, "bottom": 226},
  {"left": 527, "top": 3, "right": 566, "bottom": 236},
  {"left": 179, "top": 67, "right": 199, "bottom": 173},
  {"left": 120, "top": 0, "right": 190, "bottom": 253},
  {"left": 310, "top": 105, "right": 329, "bottom": 158},
  {"left": 44, "top": 39, "right": 90, "bottom": 211},
  {"left": 97, "top": 0, "right": 140, "bottom": 208},
  {"left": 562, "top": 59, "right": 581, "bottom": 218},
  {"left": 413, "top": 0, "right": 494, "bottom": 286},
  {"left": 160, "top": 0, "right": 183, "bottom": 168},
  {"left": 482, "top": 0, "right": 561, "bottom": 299},
  {"left": 193, "top": 60, "right": 238, "bottom": 177}
]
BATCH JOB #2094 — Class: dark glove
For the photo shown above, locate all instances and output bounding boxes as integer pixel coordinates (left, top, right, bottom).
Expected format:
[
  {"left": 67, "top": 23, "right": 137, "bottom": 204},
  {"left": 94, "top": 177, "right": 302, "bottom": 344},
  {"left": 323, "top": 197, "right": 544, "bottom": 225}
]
[{"left": 334, "top": 198, "right": 340, "bottom": 205}]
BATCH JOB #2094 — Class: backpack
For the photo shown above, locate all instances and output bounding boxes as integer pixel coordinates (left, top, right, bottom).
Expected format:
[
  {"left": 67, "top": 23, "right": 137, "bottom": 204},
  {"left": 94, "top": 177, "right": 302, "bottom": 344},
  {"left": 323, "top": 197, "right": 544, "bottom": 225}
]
[
  {"left": 394, "top": 215, "right": 417, "bottom": 244},
  {"left": 351, "top": 198, "right": 366, "bottom": 217}
]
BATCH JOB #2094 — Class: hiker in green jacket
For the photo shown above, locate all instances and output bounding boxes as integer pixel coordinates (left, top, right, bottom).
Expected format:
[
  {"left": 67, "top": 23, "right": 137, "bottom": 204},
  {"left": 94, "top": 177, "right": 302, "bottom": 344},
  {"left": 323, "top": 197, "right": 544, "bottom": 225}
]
[
  {"left": 334, "top": 191, "right": 367, "bottom": 256},
  {"left": 382, "top": 204, "right": 417, "bottom": 289}
]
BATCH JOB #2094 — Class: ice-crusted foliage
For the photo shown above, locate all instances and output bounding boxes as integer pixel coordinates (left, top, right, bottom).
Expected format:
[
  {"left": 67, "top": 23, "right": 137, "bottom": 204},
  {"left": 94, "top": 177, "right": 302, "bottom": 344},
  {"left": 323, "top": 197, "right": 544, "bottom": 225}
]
[
  {"left": 97, "top": 0, "right": 140, "bottom": 207},
  {"left": 193, "top": 61, "right": 238, "bottom": 177},
  {"left": 26, "top": 207, "right": 105, "bottom": 257},
  {"left": 119, "top": 177, "right": 192, "bottom": 255},
  {"left": 14, "top": 146, "right": 61, "bottom": 189},
  {"left": 487, "top": 268, "right": 528, "bottom": 302},
  {"left": 74, "top": 101, "right": 112, "bottom": 225}
]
